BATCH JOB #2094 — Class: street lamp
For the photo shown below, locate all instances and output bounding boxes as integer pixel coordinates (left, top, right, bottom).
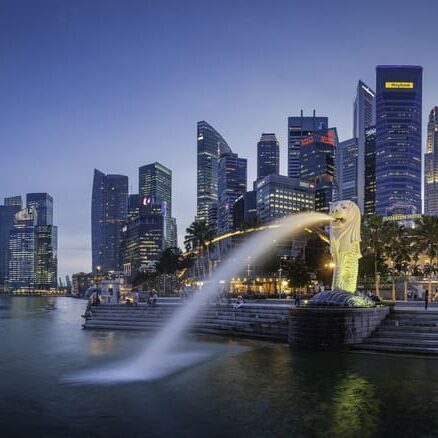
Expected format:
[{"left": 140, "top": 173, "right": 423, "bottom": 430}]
[{"left": 96, "top": 265, "right": 101, "bottom": 300}]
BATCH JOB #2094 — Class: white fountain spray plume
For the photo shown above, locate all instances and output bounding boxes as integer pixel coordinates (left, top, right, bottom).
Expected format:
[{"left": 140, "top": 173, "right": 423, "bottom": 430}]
[{"left": 67, "top": 211, "right": 331, "bottom": 384}]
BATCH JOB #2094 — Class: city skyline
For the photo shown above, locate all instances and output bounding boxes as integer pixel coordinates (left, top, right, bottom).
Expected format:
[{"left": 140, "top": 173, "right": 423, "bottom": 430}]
[{"left": 2, "top": 1, "right": 438, "bottom": 277}]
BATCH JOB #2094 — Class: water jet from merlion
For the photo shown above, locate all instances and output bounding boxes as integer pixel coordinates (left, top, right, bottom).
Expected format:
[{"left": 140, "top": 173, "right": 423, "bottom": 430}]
[{"left": 67, "top": 202, "right": 367, "bottom": 384}]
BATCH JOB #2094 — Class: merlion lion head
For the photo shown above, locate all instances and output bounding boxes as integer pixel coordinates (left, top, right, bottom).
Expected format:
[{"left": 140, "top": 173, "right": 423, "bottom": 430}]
[{"left": 330, "top": 200, "right": 361, "bottom": 253}]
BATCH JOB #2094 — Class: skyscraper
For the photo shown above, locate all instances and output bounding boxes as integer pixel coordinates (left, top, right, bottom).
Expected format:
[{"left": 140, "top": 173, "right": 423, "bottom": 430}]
[
  {"left": 288, "top": 111, "right": 328, "bottom": 178},
  {"left": 122, "top": 201, "right": 165, "bottom": 277},
  {"left": 255, "top": 175, "right": 313, "bottom": 224},
  {"left": 217, "top": 151, "right": 247, "bottom": 234},
  {"left": 197, "top": 121, "right": 232, "bottom": 224},
  {"left": 4, "top": 196, "right": 22, "bottom": 207},
  {"left": 425, "top": 107, "right": 438, "bottom": 215},
  {"left": 257, "top": 133, "right": 279, "bottom": 180},
  {"left": 353, "top": 80, "right": 376, "bottom": 212},
  {"left": 7, "top": 207, "right": 37, "bottom": 290},
  {"left": 91, "top": 169, "right": 128, "bottom": 273},
  {"left": 364, "top": 126, "right": 377, "bottom": 215},
  {"left": 0, "top": 197, "right": 22, "bottom": 287},
  {"left": 34, "top": 225, "right": 58, "bottom": 289},
  {"left": 337, "top": 138, "right": 359, "bottom": 204},
  {"left": 300, "top": 128, "right": 337, "bottom": 212},
  {"left": 375, "top": 65, "right": 422, "bottom": 216},
  {"left": 138, "top": 162, "right": 174, "bottom": 247},
  {"left": 26, "top": 193, "right": 53, "bottom": 226}
]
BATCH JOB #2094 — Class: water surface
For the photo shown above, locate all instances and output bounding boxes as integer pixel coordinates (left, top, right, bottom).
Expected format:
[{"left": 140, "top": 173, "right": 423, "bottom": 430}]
[{"left": 0, "top": 296, "right": 437, "bottom": 437}]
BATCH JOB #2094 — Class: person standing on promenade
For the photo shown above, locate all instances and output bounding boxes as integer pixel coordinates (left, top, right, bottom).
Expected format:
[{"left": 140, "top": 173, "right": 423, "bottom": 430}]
[{"left": 425, "top": 288, "right": 429, "bottom": 310}]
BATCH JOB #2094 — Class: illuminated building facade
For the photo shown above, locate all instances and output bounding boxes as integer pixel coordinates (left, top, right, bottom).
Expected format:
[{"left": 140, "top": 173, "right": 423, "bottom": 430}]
[
  {"left": 7, "top": 207, "right": 37, "bottom": 290},
  {"left": 424, "top": 107, "right": 438, "bottom": 215},
  {"left": 139, "top": 162, "right": 175, "bottom": 247},
  {"left": 26, "top": 193, "right": 53, "bottom": 226},
  {"left": 0, "top": 197, "right": 22, "bottom": 286},
  {"left": 255, "top": 174, "right": 313, "bottom": 224},
  {"left": 364, "top": 126, "right": 376, "bottom": 215},
  {"left": 91, "top": 169, "right": 128, "bottom": 273},
  {"left": 197, "top": 121, "right": 232, "bottom": 224},
  {"left": 217, "top": 151, "right": 247, "bottom": 234},
  {"left": 375, "top": 65, "right": 422, "bottom": 216},
  {"left": 353, "top": 80, "right": 375, "bottom": 212},
  {"left": 337, "top": 138, "right": 358, "bottom": 204},
  {"left": 122, "top": 200, "right": 165, "bottom": 276},
  {"left": 288, "top": 111, "right": 328, "bottom": 178},
  {"left": 257, "top": 133, "right": 279, "bottom": 179},
  {"left": 300, "top": 128, "right": 337, "bottom": 212},
  {"left": 34, "top": 225, "right": 58, "bottom": 289}
]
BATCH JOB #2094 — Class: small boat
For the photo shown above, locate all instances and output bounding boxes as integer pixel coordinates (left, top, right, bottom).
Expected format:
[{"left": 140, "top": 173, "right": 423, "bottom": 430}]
[{"left": 46, "top": 302, "right": 57, "bottom": 310}]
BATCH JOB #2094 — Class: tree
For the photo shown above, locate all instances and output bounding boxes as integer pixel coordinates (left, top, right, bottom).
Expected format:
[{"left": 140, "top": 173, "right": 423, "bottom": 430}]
[
  {"left": 239, "top": 215, "right": 261, "bottom": 231},
  {"left": 414, "top": 215, "right": 438, "bottom": 270},
  {"left": 286, "top": 258, "right": 311, "bottom": 291},
  {"left": 155, "top": 247, "right": 182, "bottom": 275},
  {"left": 184, "top": 220, "right": 215, "bottom": 277}
]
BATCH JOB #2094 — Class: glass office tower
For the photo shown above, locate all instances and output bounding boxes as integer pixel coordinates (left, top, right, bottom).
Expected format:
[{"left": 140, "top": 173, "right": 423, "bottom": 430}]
[
  {"left": 375, "top": 65, "right": 422, "bottom": 217},
  {"left": 257, "top": 133, "right": 279, "bottom": 180},
  {"left": 0, "top": 198, "right": 22, "bottom": 286},
  {"left": 217, "top": 151, "right": 247, "bottom": 234},
  {"left": 288, "top": 111, "right": 328, "bottom": 178},
  {"left": 91, "top": 169, "right": 128, "bottom": 273},
  {"left": 300, "top": 128, "right": 337, "bottom": 212},
  {"left": 7, "top": 208, "right": 37, "bottom": 290},
  {"left": 424, "top": 107, "right": 438, "bottom": 215},
  {"left": 337, "top": 138, "right": 359, "bottom": 204},
  {"left": 138, "top": 162, "right": 174, "bottom": 247},
  {"left": 197, "top": 121, "right": 232, "bottom": 224},
  {"left": 364, "top": 126, "right": 377, "bottom": 215},
  {"left": 26, "top": 193, "right": 53, "bottom": 226},
  {"left": 353, "top": 80, "right": 375, "bottom": 212}
]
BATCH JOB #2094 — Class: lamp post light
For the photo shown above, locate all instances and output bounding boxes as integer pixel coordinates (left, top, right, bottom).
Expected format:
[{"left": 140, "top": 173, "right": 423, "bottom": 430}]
[{"left": 96, "top": 265, "right": 102, "bottom": 300}]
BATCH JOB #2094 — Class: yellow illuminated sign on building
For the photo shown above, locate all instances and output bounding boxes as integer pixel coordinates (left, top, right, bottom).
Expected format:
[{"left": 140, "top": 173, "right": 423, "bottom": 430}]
[{"left": 385, "top": 82, "right": 414, "bottom": 89}]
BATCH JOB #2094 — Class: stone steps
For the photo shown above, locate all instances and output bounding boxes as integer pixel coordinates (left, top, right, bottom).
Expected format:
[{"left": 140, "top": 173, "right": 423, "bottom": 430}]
[
  {"left": 83, "top": 303, "right": 291, "bottom": 342},
  {"left": 355, "top": 309, "right": 438, "bottom": 355}
]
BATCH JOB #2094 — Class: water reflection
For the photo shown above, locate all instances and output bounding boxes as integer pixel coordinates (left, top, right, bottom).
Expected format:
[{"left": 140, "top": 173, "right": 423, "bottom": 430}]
[{"left": 328, "top": 373, "right": 378, "bottom": 437}]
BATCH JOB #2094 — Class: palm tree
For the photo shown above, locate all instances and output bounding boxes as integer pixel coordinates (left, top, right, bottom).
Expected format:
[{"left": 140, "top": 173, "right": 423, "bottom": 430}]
[
  {"left": 184, "top": 220, "right": 215, "bottom": 278},
  {"left": 414, "top": 216, "right": 438, "bottom": 299},
  {"left": 414, "top": 215, "right": 438, "bottom": 268},
  {"left": 361, "top": 215, "right": 387, "bottom": 295}
]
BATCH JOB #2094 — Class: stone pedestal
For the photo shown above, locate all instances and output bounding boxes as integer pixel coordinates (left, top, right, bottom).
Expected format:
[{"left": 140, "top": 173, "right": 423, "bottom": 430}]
[{"left": 288, "top": 306, "right": 389, "bottom": 349}]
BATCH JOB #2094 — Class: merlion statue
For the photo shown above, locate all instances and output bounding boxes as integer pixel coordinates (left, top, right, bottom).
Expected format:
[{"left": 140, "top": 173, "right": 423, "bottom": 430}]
[{"left": 329, "top": 200, "right": 362, "bottom": 293}]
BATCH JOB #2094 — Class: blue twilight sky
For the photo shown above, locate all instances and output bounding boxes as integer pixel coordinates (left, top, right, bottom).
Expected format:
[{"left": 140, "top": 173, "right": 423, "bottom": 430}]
[{"left": 1, "top": 0, "right": 438, "bottom": 278}]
